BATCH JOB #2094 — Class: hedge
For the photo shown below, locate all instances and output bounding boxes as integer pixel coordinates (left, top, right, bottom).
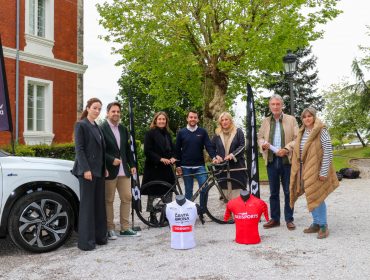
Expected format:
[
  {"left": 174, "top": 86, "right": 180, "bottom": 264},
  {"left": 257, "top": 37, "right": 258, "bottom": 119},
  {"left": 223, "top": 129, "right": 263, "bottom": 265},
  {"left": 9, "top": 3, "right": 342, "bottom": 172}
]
[{"left": 1, "top": 141, "right": 145, "bottom": 175}]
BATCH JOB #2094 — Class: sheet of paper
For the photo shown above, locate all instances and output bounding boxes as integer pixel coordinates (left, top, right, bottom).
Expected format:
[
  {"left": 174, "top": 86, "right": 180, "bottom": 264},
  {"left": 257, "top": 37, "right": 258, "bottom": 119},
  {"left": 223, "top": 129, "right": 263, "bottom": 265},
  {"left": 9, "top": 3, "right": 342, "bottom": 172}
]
[{"left": 269, "top": 144, "right": 279, "bottom": 154}]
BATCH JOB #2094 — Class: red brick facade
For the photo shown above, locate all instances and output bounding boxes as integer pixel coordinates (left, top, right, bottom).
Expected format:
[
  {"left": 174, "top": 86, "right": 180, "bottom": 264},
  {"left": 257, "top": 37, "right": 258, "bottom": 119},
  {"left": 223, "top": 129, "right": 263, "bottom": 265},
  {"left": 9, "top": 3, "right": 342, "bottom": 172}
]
[{"left": 0, "top": 0, "right": 85, "bottom": 145}]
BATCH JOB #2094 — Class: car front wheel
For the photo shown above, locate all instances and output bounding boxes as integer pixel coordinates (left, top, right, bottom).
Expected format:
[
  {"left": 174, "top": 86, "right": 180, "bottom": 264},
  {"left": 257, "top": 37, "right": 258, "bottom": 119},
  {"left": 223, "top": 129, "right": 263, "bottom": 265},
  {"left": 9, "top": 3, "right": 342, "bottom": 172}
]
[{"left": 8, "top": 191, "right": 74, "bottom": 253}]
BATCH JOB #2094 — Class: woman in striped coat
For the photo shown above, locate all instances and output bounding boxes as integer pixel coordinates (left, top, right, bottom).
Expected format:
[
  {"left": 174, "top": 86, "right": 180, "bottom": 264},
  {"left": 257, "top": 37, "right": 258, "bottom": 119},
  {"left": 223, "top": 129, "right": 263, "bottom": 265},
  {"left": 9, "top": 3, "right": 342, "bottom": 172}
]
[{"left": 289, "top": 107, "right": 339, "bottom": 239}]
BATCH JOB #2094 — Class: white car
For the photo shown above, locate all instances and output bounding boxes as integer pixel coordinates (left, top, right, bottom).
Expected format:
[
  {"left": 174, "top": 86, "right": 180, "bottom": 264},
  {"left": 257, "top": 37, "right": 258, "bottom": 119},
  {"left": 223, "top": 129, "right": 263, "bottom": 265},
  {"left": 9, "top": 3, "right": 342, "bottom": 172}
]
[{"left": 0, "top": 150, "right": 80, "bottom": 253}]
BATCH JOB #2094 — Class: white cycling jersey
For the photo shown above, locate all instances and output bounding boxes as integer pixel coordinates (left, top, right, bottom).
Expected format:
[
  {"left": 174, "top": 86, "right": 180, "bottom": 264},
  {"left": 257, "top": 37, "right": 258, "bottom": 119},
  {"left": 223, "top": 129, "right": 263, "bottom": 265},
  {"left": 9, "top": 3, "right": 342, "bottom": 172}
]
[{"left": 166, "top": 199, "right": 197, "bottom": 250}]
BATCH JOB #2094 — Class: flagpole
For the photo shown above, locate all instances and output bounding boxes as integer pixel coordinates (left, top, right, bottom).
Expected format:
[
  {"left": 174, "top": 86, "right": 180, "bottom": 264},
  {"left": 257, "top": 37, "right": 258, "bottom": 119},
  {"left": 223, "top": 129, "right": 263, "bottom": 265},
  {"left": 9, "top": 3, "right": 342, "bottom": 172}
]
[
  {"left": 128, "top": 90, "right": 142, "bottom": 231},
  {"left": 246, "top": 83, "right": 260, "bottom": 198}
]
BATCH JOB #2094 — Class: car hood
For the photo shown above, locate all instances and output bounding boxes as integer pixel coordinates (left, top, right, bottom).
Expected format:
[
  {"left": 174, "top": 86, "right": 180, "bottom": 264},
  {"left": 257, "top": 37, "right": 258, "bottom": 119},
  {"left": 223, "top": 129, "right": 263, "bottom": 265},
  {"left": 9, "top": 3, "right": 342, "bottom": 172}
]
[{"left": 20, "top": 157, "right": 74, "bottom": 168}]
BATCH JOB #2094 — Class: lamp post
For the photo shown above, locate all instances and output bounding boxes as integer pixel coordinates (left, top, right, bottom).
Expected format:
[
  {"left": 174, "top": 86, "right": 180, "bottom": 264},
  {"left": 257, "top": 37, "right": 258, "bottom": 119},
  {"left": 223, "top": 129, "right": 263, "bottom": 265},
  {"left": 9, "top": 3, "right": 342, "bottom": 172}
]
[{"left": 283, "top": 50, "right": 297, "bottom": 116}]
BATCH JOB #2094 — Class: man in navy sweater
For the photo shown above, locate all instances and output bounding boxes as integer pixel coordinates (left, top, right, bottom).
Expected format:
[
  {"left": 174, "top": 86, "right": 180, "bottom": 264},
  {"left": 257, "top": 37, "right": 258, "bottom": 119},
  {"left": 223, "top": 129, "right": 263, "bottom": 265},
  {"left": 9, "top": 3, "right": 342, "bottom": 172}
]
[{"left": 176, "top": 111, "right": 216, "bottom": 210}]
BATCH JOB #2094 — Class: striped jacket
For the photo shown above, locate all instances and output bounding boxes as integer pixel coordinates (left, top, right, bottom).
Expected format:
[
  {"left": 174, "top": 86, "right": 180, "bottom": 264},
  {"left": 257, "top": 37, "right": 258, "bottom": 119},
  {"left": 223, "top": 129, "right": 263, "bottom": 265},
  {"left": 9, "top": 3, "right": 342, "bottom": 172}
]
[{"left": 289, "top": 118, "right": 339, "bottom": 212}]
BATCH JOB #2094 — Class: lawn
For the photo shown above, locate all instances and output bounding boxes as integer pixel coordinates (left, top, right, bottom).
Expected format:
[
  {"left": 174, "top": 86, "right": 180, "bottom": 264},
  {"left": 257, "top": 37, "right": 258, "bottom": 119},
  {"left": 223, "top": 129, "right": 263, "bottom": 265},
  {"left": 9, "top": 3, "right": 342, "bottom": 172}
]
[
  {"left": 256, "top": 147, "right": 370, "bottom": 181},
  {"left": 333, "top": 147, "right": 370, "bottom": 171}
]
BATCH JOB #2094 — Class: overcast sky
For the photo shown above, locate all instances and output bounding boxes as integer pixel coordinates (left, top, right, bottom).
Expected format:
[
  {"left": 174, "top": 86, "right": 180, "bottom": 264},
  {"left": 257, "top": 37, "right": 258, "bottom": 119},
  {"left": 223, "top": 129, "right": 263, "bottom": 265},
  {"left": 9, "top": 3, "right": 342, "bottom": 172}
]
[{"left": 84, "top": 0, "right": 370, "bottom": 115}]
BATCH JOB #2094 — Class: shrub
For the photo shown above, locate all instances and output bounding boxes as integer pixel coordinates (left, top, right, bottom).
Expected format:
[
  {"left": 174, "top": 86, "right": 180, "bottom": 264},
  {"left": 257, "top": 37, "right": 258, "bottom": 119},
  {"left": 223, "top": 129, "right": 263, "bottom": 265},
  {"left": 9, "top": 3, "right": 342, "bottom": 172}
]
[
  {"left": 31, "top": 143, "right": 75, "bottom": 161},
  {"left": 1, "top": 142, "right": 146, "bottom": 174},
  {"left": 134, "top": 140, "right": 145, "bottom": 175}
]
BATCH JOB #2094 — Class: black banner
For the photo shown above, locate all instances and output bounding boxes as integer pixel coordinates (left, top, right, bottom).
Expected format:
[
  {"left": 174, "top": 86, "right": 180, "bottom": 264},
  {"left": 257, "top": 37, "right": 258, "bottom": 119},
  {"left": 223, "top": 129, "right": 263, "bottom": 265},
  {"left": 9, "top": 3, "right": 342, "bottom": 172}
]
[
  {"left": 246, "top": 83, "right": 260, "bottom": 197},
  {"left": 128, "top": 92, "right": 141, "bottom": 209},
  {"left": 0, "top": 36, "right": 13, "bottom": 132}
]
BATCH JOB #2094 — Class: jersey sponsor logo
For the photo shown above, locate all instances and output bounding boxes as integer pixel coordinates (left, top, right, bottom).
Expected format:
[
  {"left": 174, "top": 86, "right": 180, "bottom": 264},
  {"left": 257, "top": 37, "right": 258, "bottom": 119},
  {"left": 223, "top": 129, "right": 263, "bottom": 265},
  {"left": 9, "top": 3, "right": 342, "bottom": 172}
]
[
  {"left": 172, "top": 225, "right": 193, "bottom": 232},
  {"left": 234, "top": 212, "right": 258, "bottom": 220},
  {"left": 175, "top": 213, "right": 190, "bottom": 222}
]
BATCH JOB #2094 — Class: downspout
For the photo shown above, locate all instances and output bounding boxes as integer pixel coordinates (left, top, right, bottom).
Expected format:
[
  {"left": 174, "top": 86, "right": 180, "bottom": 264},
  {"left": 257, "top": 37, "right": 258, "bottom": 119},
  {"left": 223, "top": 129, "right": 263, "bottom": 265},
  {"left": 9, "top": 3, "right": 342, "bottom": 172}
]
[{"left": 15, "top": 0, "right": 20, "bottom": 143}]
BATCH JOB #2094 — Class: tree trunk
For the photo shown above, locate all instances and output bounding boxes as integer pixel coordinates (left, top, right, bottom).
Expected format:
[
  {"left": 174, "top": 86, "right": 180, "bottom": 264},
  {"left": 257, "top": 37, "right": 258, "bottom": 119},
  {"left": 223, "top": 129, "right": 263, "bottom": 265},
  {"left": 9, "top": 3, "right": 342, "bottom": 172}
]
[
  {"left": 202, "top": 73, "right": 228, "bottom": 137},
  {"left": 355, "top": 128, "right": 366, "bottom": 147}
]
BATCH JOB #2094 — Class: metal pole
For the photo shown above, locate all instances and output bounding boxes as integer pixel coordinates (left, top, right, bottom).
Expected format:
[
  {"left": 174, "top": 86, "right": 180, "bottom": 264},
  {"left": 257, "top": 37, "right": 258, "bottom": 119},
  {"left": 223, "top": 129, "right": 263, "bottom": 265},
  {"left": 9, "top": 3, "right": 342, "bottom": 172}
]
[
  {"left": 289, "top": 78, "right": 294, "bottom": 116},
  {"left": 15, "top": 0, "right": 20, "bottom": 143}
]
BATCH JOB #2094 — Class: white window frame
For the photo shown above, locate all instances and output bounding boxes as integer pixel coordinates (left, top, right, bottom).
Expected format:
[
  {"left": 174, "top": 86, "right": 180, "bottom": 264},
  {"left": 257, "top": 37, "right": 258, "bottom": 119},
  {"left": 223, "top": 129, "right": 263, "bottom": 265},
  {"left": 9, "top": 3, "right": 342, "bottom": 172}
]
[
  {"left": 23, "top": 77, "right": 54, "bottom": 145},
  {"left": 24, "top": 0, "right": 55, "bottom": 58}
]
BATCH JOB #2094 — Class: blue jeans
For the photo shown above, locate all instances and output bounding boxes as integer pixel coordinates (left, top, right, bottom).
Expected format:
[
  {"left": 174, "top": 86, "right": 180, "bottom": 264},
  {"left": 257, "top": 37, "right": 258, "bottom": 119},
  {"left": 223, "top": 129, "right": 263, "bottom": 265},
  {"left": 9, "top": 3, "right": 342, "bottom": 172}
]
[
  {"left": 266, "top": 156, "right": 294, "bottom": 223},
  {"left": 182, "top": 166, "right": 208, "bottom": 209},
  {"left": 311, "top": 201, "right": 327, "bottom": 226}
]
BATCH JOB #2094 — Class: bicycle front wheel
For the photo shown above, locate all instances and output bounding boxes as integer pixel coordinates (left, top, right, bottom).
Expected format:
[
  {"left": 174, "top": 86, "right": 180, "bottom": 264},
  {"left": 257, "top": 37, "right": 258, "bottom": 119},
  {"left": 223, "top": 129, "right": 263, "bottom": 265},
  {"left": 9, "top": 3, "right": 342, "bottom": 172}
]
[
  {"left": 135, "top": 181, "right": 179, "bottom": 228},
  {"left": 205, "top": 178, "right": 245, "bottom": 224}
]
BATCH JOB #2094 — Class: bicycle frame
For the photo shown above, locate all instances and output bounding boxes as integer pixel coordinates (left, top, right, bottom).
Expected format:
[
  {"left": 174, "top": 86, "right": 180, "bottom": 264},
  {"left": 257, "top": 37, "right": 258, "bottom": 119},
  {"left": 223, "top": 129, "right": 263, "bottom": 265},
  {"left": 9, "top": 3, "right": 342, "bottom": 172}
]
[{"left": 150, "top": 161, "right": 247, "bottom": 204}]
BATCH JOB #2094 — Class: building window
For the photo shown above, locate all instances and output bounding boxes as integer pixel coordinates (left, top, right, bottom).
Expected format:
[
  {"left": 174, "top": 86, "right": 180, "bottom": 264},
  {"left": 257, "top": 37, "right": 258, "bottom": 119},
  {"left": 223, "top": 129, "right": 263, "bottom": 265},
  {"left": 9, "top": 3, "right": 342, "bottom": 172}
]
[
  {"left": 29, "top": 0, "right": 46, "bottom": 37},
  {"left": 27, "top": 84, "right": 45, "bottom": 132},
  {"left": 24, "top": 77, "right": 54, "bottom": 145},
  {"left": 24, "top": 0, "right": 54, "bottom": 58}
]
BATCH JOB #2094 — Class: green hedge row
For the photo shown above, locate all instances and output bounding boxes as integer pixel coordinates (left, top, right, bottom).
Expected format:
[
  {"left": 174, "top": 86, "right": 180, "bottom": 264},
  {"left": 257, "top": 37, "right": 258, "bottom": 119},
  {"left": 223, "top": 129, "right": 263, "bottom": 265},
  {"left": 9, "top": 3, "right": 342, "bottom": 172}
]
[{"left": 1, "top": 142, "right": 145, "bottom": 175}]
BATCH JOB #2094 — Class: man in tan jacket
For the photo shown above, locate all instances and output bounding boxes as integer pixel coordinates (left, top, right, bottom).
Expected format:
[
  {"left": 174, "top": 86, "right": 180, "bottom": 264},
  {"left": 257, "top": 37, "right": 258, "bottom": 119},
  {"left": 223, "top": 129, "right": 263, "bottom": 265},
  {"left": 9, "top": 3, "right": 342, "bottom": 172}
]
[{"left": 257, "top": 94, "right": 298, "bottom": 230}]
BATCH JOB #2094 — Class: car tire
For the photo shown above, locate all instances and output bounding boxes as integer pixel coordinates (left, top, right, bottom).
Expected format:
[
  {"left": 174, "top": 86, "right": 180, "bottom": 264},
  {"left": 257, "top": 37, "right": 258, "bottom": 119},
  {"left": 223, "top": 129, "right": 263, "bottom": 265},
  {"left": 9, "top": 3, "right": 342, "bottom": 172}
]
[{"left": 8, "top": 191, "right": 74, "bottom": 253}]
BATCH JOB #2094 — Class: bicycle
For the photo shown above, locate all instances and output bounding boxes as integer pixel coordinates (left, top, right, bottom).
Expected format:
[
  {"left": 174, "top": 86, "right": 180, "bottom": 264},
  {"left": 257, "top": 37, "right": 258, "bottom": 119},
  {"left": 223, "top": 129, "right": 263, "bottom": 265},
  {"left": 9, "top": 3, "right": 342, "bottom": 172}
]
[{"left": 134, "top": 161, "right": 247, "bottom": 227}]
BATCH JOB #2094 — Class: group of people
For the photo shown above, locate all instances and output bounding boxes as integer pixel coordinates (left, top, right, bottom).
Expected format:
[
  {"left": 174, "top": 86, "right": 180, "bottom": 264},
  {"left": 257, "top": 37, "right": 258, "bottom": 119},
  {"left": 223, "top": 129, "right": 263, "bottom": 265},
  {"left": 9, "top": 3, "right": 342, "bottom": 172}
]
[
  {"left": 71, "top": 99, "right": 247, "bottom": 251},
  {"left": 257, "top": 94, "right": 339, "bottom": 239},
  {"left": 72, "top": 93, "right": 339, "bottom": 251},
  {"left": 140, "top": 110, "right": 247, "bottom": 223}
]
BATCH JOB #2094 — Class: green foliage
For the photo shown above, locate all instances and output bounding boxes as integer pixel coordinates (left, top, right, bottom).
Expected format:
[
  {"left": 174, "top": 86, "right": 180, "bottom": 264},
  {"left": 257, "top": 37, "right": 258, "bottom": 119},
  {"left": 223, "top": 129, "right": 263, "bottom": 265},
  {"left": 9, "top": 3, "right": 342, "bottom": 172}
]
[
  {"left": 332, "top": 156, "right": 350, "bottom": 171},
  {"left": 323, "top": 82, "right": 370, "bottom": 147},
  {"left": 1, "top": 144, "right": 75, "bottom": 159},
  {"left": 117, "top": 71, "right": 201, "bottom": 142},
  {"left": 350, "top": 59, "right": 370, "bottom": 112},
  {"left": 258, "top": 156, "right": 268, "bottom": 181},
  {"left": 30, "top": 143, "right": 76, "bottom": 161},
  {"left": 333, "top": 147, "right": 370, "bottom": 171},
  {"left": 2, "top": 145, "right": 35, "bottom": 156},
  {"left": 117, "top": 72, "right": 156, "bottom": 143},
  {"left": 334, "top": 147, "right": 370, "bottom": 159},
  {"left": 135, "top": 140, "right": 145, "bottom": 175},
  {"left": 98, "top": 0, "right": 340, "bottom": 123},
  {"left": 331, "top": 138, "right": 342, "bottom": 148},
  {"left": 263, "top": 47, "right": 323, "bottom": 124},
  {"left": 1, "top": 141, "right": 148, "bottom": 176}
]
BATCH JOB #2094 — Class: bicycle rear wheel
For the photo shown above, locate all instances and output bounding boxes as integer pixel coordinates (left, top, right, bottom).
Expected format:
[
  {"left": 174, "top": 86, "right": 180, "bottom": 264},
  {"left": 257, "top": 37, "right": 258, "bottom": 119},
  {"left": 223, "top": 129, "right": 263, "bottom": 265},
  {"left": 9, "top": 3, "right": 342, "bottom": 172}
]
[
  {"left": 135, "top": 181, "right": 179, "bottom": 227},
  {"left": 205, "top": 178, "right": 245, "bottom": 224}
]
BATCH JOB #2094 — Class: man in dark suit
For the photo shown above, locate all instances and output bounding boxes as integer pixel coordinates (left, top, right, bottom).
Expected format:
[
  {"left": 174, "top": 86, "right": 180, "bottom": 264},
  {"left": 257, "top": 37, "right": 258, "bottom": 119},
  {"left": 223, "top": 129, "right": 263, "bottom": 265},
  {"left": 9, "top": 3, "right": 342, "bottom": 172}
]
[{"left": 100, "top": 102, "right": 140, "bottom": 238}]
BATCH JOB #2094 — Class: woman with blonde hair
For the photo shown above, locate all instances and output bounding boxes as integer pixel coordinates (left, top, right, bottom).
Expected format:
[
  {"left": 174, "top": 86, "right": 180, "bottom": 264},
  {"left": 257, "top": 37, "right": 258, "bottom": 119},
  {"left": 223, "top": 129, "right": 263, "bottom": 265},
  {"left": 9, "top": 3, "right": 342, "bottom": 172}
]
[
  {"left": 289, "top": 107, "right": 339, "bottom": 239},
  {"left": 142, "top": 111, "right": 176, "bottom": 224},
  {"left": 212, "top": 112, "right": 247, "bottom": 200}
]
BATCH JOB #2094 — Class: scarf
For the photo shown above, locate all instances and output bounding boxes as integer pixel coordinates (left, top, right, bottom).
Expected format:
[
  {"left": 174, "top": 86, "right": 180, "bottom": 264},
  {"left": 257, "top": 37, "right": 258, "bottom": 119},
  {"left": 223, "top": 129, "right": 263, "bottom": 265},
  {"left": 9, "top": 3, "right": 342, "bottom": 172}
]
[{"left": 268, "top": 114, "right": 288, "bottom": 164}]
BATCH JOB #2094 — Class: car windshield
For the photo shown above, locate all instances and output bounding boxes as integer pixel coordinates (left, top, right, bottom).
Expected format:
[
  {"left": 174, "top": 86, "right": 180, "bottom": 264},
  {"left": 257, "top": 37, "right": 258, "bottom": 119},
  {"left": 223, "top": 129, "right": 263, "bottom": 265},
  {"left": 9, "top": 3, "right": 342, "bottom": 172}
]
[{"left": 0, "top": 149, "right": 11, "bottom": 157}]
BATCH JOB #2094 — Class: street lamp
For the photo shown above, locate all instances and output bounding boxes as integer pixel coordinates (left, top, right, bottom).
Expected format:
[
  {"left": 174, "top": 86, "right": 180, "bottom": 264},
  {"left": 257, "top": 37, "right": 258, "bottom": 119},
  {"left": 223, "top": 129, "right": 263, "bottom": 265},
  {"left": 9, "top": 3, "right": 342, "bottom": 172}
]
[{"left": 283, "top": 50, "right": 297, "bottom": 115}]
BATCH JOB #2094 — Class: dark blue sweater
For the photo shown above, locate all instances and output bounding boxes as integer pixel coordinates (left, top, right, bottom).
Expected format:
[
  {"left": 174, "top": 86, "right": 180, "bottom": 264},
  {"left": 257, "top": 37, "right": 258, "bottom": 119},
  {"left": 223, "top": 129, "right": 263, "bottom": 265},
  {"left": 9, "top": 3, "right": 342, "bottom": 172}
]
[{"left": 176, "top": 127, "right": 216, "bottom": 167}]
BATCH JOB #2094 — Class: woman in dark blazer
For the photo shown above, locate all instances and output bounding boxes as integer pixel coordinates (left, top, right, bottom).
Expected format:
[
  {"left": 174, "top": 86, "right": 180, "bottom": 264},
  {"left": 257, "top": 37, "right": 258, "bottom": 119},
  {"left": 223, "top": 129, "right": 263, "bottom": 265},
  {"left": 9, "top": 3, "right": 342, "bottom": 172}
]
[
  {"left": 72, "top": 97, "right": 107, "bottom": 251},
  {"left": 212, "top": 112, "right": 247, "bottom": 200},
  {"left": 142, "top": 111, "right": 176, "bottom": 223}
]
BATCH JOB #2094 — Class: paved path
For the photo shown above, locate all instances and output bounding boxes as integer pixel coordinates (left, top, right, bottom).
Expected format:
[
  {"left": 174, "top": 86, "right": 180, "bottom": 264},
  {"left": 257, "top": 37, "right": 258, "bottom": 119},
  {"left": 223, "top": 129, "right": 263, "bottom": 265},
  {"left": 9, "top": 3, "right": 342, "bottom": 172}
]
[{"left": 0, "top": 178, "right": 369, "bottom": 280}]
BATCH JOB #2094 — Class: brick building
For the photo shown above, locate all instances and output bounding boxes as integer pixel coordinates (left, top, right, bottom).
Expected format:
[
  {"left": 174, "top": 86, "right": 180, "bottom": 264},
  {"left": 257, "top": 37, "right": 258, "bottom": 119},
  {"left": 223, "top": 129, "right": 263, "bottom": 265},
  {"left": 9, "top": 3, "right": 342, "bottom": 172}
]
[{"left": 0, "top": 0, "right": 86, "bottom": 145}]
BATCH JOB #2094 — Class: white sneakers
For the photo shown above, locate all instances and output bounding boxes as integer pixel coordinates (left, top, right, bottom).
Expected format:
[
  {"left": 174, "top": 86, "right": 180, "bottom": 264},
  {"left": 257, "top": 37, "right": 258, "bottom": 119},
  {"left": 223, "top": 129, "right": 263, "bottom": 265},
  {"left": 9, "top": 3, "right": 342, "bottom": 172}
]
[{"left": 107, "top": 230, "right": 118, "bottom": 240}]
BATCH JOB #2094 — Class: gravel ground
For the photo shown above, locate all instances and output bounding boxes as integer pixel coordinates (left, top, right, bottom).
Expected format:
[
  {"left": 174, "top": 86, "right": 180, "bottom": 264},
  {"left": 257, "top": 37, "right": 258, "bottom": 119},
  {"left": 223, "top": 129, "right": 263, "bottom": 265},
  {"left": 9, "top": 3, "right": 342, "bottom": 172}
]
[{"left": 1, "top": 178, "right": 369, "bottom": 280}]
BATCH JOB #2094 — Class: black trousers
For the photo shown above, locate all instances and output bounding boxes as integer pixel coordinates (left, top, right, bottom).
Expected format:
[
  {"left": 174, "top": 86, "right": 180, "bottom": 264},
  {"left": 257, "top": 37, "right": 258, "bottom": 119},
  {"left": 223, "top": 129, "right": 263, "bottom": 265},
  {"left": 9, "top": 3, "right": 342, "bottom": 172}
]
[{"left": 78, "top": 176, "right": 107, "bottom": 250}]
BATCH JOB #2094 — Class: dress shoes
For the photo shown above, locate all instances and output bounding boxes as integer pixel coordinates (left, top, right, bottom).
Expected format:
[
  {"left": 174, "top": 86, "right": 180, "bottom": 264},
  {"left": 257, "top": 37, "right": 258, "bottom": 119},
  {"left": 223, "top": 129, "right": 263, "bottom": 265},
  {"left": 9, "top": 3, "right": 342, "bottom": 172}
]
[
  {"left": 96, "top": 238, "right": 108, "bottom": 245},
  {"left": 303, "top": 224, "right": 320, "bottom": 233},
  {"left": 263, "top": 220, "right": 280, "bottom": 229},
  {"left": 286, "top": 221, "right": 296, "bottom": 230},
  {"left": 317, "top": 225, "right": 329, "bottom": 239}
]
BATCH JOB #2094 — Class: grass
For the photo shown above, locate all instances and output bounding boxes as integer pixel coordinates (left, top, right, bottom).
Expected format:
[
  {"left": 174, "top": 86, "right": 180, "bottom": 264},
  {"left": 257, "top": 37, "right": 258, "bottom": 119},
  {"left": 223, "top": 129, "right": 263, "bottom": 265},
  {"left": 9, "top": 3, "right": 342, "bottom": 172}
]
[
  {"left": 256, "top": 147, "right": 370, "bottom": 181},
  {"left": 333, "top": 147, "right": 370, "bottom": 171}
]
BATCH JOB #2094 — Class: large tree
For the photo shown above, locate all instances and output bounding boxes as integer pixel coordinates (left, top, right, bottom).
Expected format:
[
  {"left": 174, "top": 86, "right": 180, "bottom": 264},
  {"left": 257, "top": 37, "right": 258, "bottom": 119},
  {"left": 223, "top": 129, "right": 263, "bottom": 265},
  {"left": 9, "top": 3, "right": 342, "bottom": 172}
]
[
  {"left": 98, "top": 0, "right": 340, "bottom": 130},
  {"left": 323, "top": 82, "right": 370, "bottom": 147}
]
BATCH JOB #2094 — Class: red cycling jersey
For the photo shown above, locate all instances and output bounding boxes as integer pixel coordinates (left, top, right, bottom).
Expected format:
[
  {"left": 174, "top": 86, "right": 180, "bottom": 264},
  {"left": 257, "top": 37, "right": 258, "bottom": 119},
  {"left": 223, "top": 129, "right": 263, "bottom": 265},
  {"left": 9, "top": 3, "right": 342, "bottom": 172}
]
[{"left": 224, "top": 195, "right": 269, "bottom": 244}]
